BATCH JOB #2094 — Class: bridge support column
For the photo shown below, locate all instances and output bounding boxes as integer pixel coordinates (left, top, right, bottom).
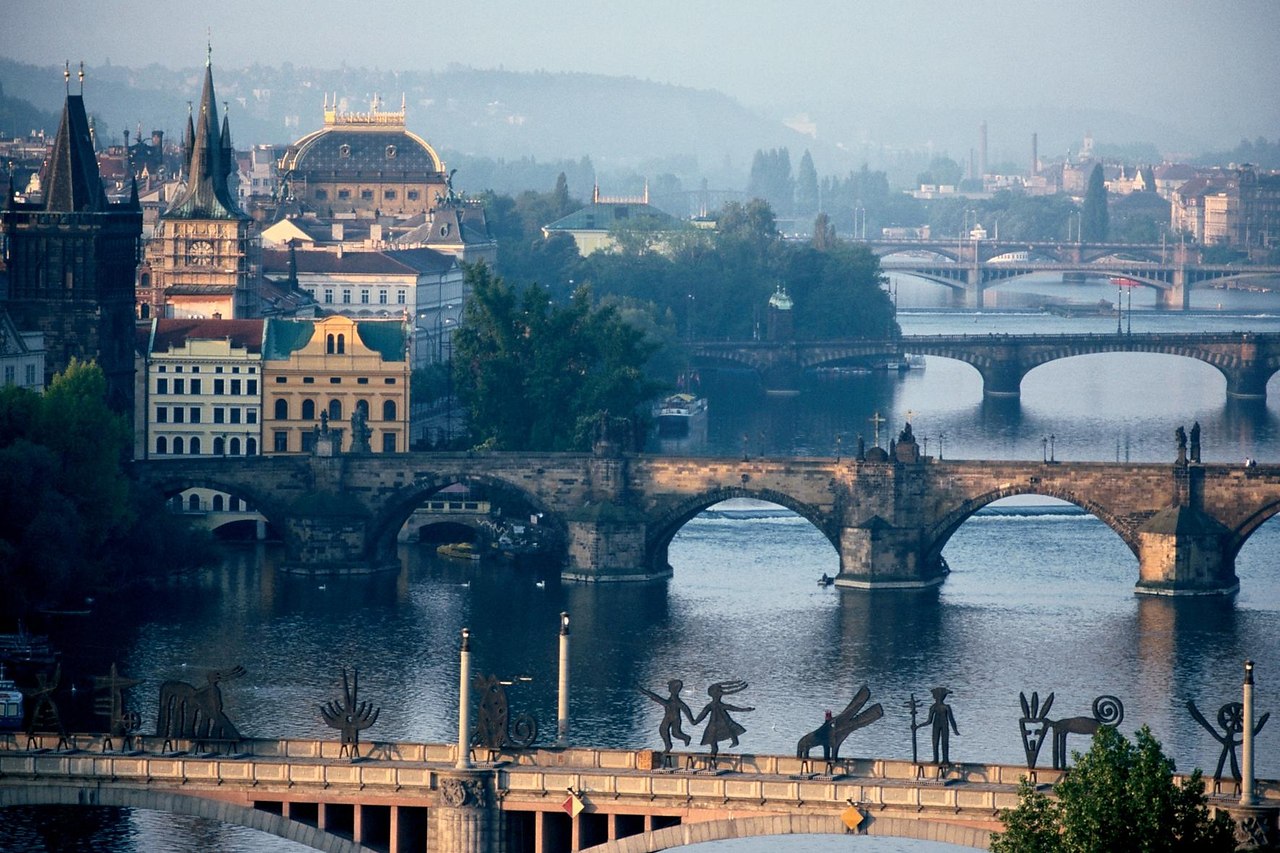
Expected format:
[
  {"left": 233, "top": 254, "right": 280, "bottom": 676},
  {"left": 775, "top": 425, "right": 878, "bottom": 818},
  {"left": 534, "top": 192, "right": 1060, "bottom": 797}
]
[
  {"left": 433, "top": 769, "right": 502, "bottom": 853},
  {"left": 1157, "top": 266, "right": 1190, "bottom": 309},
  {"left": 563, "top": 503, "right": 662, "bottom": 582},
  {"left": 836, "top": 522, "right": 945, "bottom": 589},
  {"left": 1224, "top": 339, "right": 1272, "bottom": 399},
  {"left": 1136, "top": 505, "right": 1238, "bottom": 596},
  {"left": 979, "top": 360, "right": 1028, "bottom": 398},
  {"left": 964, "top": 265, "right": 984, "bottom": 309}
]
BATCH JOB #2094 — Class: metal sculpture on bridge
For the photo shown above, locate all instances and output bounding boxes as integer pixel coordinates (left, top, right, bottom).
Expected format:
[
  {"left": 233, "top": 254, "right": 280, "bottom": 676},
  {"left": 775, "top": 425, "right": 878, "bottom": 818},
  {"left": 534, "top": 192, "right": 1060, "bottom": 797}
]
[
  {"left": 22, "top": 664, "right": 68, "bottom": 748},
  {"left": 320, "top": 668, "right": 380, "bottom": 758},
  {"left": 638, "top": 679, "right": 695, "bottom": 753},
  {"left": 796, "top": 684, "right": 884, "bottom": 760},
  {"left": 692, "top": 680, "right": 753, "bottom": 756},
  {"left": 94, "top": 663, "right": 142, "bottom": 751},
  {"left": 1188, "top": 697, "right": 1270, "bottom": 790},
  {"left": 1043, "top": 694, "right": 1124, "bottom": 770},
  {"left": 1017, "top": 691, "right": 1054, "bottom": 769},
  {"left": 910, "top": 687, "right": 959, "bottom": 764},
  {"left": 156, "top": 665, "right": 245, "bottom": 744},
  {"left": 472, "top": 674, "right": 538, "bottom": 752}
]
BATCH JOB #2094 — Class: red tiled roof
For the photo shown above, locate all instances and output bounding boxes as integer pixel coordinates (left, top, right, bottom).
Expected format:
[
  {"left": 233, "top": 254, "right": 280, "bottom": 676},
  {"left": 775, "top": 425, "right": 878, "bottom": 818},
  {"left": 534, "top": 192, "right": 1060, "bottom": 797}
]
[{"left": 149, "top": 318, "right": 264, "bottom": 354}]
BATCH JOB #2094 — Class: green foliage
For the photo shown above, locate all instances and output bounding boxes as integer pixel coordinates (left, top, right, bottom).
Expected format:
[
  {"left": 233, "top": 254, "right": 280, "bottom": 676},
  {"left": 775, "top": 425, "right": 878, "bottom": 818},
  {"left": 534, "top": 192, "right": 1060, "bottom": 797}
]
[
  {"left": 794, "top": 150, "right": 820, "bottom": 217},
  {"left": 990, "top": 726, "right": 1238, "bottom": 853},
  {"left": 452, "top": 264, "right": 662, "bottom": 451},
  {"left": 916, "top": 156, "right": 964, "bottom": 188},
  {"left": 747, "top": 148, "right": 794, "bottom": 216},
  {"left": 1082, "top": 164, "right": 1110, "bottom": 242},
  {"left": 0, "top": 360, "right": 216, "bottom": 627}
]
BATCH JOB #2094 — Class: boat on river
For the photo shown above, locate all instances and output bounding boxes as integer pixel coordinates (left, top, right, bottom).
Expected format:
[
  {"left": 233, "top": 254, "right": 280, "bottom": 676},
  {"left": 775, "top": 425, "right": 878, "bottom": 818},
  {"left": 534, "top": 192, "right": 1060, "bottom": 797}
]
[
  {"left": 437, "top": 542, "right": 482, "bottom": 561},
  {"left": 0, "top": 625, "right": 58, "bottom": 677},
  {"left": 654, "top": 393, "right": 708, "bottom": 436},
  {"left": 0, "top": 666, "right": 23, "bottom": 731}
]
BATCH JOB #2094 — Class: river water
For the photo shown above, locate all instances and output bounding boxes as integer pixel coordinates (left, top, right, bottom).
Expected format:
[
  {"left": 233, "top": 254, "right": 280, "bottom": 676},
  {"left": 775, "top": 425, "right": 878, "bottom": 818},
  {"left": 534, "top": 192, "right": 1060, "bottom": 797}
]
[{"left": 4, "top": 282, "right": 1280, "bottom": 852}]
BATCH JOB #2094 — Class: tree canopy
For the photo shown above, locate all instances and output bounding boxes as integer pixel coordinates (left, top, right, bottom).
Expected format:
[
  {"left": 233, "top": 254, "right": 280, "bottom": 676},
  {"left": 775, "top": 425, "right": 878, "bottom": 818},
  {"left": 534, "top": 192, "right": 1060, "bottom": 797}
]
[
  {"left": 989, "top": 725, "right": 1237, "bottom": 853},
  {"left": 0, "top": 360, "right": 215, "bottom": 626},
  {"left": 451, "top": 264, "right": 663, "bottom": 451},
  {"left": 1082, "top": 163, "right": 1110, "bottom": 242}
]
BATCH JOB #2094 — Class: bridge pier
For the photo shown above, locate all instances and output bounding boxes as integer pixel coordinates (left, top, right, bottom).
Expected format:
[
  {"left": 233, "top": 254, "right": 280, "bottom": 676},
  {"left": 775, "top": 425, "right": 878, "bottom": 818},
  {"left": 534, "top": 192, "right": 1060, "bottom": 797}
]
[
  {"left": 1135, "top": 467, "right": 1239, "bottom": 596},
  {"left": 977, "top": 360, "right": 1027, "bottom": 398},
  {"left": 433, "top": 769, "right": 502, "bottom": 853},
  {"left": 833, "top": 460, "right": 947, "bottom": 590}
]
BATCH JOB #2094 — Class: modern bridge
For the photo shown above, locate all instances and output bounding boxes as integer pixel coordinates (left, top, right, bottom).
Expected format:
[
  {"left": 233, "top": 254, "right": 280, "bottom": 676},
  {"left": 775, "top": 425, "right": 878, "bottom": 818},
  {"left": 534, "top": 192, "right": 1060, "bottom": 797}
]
[
  {"left": 4, "top": 732, "right": 1276, "bottom": 852},
  {"left": 860, "top": 239, "right": 1280, "bottom": 309},
  {"left": 688, "top": 331, "right": 1280, "bottom": 398},
  {"left": 133, "top": 446, "right": 1280, "bottom": 593}
]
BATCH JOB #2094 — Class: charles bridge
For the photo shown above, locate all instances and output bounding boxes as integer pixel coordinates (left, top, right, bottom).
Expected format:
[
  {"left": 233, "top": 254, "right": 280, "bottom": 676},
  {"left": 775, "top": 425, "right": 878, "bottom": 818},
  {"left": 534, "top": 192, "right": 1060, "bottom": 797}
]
[
  {"left": 688, "top": 331, "right": 1280, "bottom": 398},
  {"left": 862, "top": 238, "right": 1280, "bottom": 310},
  {"left": 133, "top": 444, "right": 1280, "bottom": 596}
]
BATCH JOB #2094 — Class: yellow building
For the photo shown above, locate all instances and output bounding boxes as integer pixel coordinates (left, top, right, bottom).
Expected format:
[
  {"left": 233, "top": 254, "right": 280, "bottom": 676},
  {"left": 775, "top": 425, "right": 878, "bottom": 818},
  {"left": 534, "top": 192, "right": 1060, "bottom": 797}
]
[{"left": 262, "top": 315, "right": 409, "bottom": 454}]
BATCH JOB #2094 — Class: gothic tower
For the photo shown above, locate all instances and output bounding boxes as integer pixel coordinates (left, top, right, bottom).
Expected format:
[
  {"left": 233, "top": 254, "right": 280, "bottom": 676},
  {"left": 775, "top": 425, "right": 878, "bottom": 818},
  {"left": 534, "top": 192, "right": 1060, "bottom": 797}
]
[
  {"left": 2, "top": 70, "right": 142, "bottom": 413},
  {"left": 142, "top": 52, "right": 254, "bottom": 320}
]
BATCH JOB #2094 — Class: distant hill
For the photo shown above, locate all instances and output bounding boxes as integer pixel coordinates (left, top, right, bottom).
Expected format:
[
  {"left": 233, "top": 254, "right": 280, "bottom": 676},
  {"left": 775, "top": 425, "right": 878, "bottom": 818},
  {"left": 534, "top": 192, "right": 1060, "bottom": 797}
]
[
  {"left": 0, "top": 78, "right": 58, "bottom": 138},
  {"left": 0, "top": 59, "right": 838, "bottom": 190}
]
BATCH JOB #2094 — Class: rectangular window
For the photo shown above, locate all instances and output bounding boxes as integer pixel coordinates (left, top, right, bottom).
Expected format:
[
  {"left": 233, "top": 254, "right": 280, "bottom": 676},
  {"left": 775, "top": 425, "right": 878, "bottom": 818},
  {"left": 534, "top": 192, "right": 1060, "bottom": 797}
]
[
  {"left": 247, "top": 380, "right": 257, "bottom": 395},
  {"left": 230, "top": 408, "right": 242, "bottom": 424},
  {"left": 275, "top": 376, "right": 287, "bottom": 383},
  {"left": 384, "top": 378, "right": 397, "bottom": 384},
  {"left": 231, "top": 379, "right": 242, "bottom": 395},
  {"left": 384, "top": 190, "right": 397, "bottom": 200},
  {"left": 174, "top": 378, "right": 185, "bottom": 394},
  {"left": 246, "top": 409, "right": 258, "bottom": 424},
  {"left": 214, "top": 407, "right": 225, "bottom": 424},
  {"left": 173, "top": 407, "right": 184, "bottom": 423},
  {"left": 316, "top": 189, "right": 328, "bottom": 200},
  {"left": 190, "top": 379, "right": 201, "bottom": 394},
  {"left": 342, "top": 290, "right": 351, "bottom": 304},
  {"left": 25, "top": 364, "right": 35, "bottom": 385},
  {"left": 273, "top": 431, "right": 288, "bottom": 452},
  {"left": 156, "top": 378, "right": 168, "bottom": 394},
  {"left": 156, "top": 406, "right": 167, "bottom": 423},
  {"left": 324, "top": 289, "right": 333, "bottom": 304},
  {"left": 407, "top": 190, "right": 419, "bottom": 200},
  {"left": 303, "top": 376, "right": 315, "bottom": 384},
  {"left": 357, "top": 377, "right": 369, "bottom": 385},
  {"left": 360, "top": 290, "right": 370, "bottom": 304},
  {"left": 214, "top": 378, "right": 224, "bottom": 395},
  {"left": 330, "top": 377, "right": 341, "bottom": 384},
  {"left": 189, "top": 407, "right": 201, "bottom": 423},
  {"left": 397, "top": 290, "right": 406, "bottom": 304},
  {"left": 382, "top": 432, "right": 397, "bottom": 453},
  {"left": 361, "top": 189, "right": 373, "bottom": 200},
  {"left": 379, "top": 291, "right": 388, "bottom": 304},
  {"left": 337, "top": 189, "right": 350, "bottom": 200},
  {"left": 301, "top": 431, "right": 316, "bottom": 452},
  {"left": 232, "top": 367, "right": 240, "bottom": 373}
]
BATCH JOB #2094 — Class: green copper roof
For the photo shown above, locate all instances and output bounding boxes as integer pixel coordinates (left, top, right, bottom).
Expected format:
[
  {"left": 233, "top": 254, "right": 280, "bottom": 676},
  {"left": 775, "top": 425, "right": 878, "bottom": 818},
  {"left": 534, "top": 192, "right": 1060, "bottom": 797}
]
[
  {"left": 263, "top": 319, "right": 316, "bottom": 360},
  {"left": 355, "top": 321, "right": 407, "bottom": 362}
]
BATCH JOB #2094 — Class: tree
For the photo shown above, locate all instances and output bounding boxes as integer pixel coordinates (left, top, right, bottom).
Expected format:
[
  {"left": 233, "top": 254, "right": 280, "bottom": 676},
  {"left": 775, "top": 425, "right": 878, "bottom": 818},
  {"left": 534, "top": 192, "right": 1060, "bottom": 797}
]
[
  {"left": 452, "top": 264, "right": 662, "bottom": 451},
  {"left": 795, "top": 150, "right": 820, "bottom": 217},
  {"left": 989, "top": 726, "right": 1237, "bottom": 853},
  {"left": 1082, "top": 163, "right": 1109, "bottom": 242},
  {"left": 812, "top": 212, "right": 836, "bottom": 251}
]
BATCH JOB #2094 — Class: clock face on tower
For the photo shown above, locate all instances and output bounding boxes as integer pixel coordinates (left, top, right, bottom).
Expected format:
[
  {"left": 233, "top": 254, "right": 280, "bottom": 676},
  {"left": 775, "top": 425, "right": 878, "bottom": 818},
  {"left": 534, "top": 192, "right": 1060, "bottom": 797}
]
[{"left": 187, "top": 240, "right": 215, "bottom": 266}]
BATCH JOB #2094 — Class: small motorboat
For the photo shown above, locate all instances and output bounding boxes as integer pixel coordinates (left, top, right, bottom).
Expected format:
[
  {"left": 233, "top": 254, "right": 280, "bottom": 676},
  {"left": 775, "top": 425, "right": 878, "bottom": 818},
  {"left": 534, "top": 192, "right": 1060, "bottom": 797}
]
[{"left": 437, "top": 542, "right": 482, "bottom": 561}]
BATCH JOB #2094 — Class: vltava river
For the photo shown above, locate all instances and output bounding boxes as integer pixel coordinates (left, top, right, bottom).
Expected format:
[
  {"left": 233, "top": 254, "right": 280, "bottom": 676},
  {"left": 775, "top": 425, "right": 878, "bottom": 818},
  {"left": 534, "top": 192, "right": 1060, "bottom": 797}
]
[{"left": 5, "top": 288, "right": 1280, "bottom": 851}]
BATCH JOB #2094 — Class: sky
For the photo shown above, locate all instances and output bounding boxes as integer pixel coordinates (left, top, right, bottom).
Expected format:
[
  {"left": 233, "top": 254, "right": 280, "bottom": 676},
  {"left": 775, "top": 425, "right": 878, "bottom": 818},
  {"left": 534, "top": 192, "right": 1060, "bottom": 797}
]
[{"left": 5, "top": 0, "right": 1279, "bottom": 150}]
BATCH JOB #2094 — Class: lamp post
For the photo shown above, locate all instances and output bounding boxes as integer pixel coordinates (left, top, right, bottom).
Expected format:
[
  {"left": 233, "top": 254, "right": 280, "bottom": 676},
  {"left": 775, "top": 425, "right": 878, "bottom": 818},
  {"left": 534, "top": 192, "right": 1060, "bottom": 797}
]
[
  {"left": 1042, "top": 436, "right": 1048, "bottom": 463},
  {"left": 556, "top": 612, "right": 570, "bottom": 747},
  {"left": 456, "top": 627, "right": 471, "bottom": 769},
  {"left": 1050, "top": 434, "right": 1056, "bottom": 462},
  {"left": 1117, "top": 278, "right": 1124, "bottom": 335},
  {"left": 1241, "top": 659, "right": 1256, "bottom": 806},
  {"left": 938, "top": 431, "right": 945, "bottom": 461}
]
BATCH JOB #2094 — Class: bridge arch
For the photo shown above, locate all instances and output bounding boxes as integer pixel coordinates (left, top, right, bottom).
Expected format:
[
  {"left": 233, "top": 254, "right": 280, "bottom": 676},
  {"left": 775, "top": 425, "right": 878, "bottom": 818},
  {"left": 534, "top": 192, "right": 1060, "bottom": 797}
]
[
  {"left": 646, "top": 488, "right": 837, "bottom": 577},
  {"left": 1224, "top": 496, "right": 1280, "bottom": 563},
  {"left": 367, "top": 473, "right": 567, "bottom": 564},
  {"left": 924, "top": 488, "right": 1139, "bottom": 572},
  {"left": 0, "top": 784, "right": 366, "bottom": 852},
  {"left": 141, "top": 474, "right": 289, "bottom": 539},
  {"left": 582, "top": 812, "right": 989, "bottom": 851}
]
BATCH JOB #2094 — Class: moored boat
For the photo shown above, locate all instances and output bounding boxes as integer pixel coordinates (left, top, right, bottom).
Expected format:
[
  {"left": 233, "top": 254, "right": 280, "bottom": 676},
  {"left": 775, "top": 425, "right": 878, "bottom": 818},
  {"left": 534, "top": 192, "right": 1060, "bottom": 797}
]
[
  {"left": 654, "top": 393, "right": 708, "bottom": 436},
  {"left": 0, "top": 666, "right": 23, "bottom": 731},
  {"left": 437, "top": 542, "right": 482, "bottom": 561}
]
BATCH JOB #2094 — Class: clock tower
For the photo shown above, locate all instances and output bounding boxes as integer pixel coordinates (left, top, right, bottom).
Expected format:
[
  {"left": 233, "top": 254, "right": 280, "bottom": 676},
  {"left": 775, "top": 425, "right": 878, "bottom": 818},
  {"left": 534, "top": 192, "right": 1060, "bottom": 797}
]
[{"left": 142, "top": 52, "right": 254, "bottom": 319}]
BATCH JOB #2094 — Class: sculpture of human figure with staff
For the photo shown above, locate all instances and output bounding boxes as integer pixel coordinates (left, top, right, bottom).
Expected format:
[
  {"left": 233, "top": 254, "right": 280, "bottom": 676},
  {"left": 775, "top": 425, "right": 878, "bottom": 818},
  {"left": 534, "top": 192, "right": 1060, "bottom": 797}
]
[{"left": 913, "top": 686, "right": 959, "bottom": 764}]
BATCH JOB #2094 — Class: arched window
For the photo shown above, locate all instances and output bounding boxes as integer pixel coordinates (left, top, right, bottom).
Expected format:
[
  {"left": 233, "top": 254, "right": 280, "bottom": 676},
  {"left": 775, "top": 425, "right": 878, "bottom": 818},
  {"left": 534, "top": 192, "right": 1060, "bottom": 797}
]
[
  {"left": 274, "top": 398, "right": 289, "bottom": 420},
  {"left": 213, "top": 436, "right": 225, "bottom": 455},
  {"left": 212, "top": 494, "right": 224, "bottom": 511},
  {"left": 189, "top": 436, "right": 201, "bottom": 455},
  {"left": 326, "top": 333, "right": 335, "bottom": 354},
  {"left": 302, "top": 399, "right": 316, "bottom": 420},
  {"left": 173, "top": 437, "right": 185, "bottom": 455},
  {"left": 246, "top": 437, "right": 257, "bottom": 456},
  {"left": 382, "top": 400, "right": 397, "bottom": 421},
  {"left": 356, "top": 399, "right": 370, "bottom": 418},
  {"left": 156, "top": 436, "right": 167, "bottom": 454},
  {"left": 328, "top": 399, "right": 342, "bottom": 421},
  {"left": 187, "top": 494, "right": 200, "bottom": 512},
  {"left": 140, "top": 302, "right": 150, "bottom": 319},
  {"left": 337, "top": 334, "right": 346, "bottom": 354},
  {"left": 230, "top": 437, "right": 241, "bottom": 456}
]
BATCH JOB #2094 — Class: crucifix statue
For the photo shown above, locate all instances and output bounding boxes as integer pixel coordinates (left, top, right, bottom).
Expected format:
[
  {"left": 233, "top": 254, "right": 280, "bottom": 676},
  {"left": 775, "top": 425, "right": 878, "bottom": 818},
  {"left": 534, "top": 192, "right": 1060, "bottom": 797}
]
[{"left": 869, "top": 412, "right": 886, "bottom": 448}]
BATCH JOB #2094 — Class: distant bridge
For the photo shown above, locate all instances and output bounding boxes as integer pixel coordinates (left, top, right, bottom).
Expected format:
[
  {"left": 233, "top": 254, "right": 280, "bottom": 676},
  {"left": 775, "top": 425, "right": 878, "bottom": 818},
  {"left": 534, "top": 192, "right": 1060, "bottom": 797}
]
[
  {"left": 4, "top": 733, "right": 1276, "bottom": 852},
  {"left": 860, "top": 239, "right": 1280, "bottom": 309},
  {"left": 689, "top": 332, "right": 1280, "bottom": 399}
]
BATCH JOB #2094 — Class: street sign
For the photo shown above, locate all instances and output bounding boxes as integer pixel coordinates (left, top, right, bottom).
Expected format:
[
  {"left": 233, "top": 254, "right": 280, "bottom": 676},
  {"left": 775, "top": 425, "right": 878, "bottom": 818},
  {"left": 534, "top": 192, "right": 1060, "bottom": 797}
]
[
  {"left": 562, "top": 792, "right": 584, "bottom": 818},
  {"left": 841, "top": 805, "right": 864, "bottom": 831}
]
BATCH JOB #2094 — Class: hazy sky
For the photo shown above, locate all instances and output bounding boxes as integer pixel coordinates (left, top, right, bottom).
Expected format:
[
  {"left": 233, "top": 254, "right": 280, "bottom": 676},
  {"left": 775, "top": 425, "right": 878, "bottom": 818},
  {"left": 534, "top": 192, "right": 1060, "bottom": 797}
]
[{"left": 6, "top": 0, "right": 1279, "bottom": 144}]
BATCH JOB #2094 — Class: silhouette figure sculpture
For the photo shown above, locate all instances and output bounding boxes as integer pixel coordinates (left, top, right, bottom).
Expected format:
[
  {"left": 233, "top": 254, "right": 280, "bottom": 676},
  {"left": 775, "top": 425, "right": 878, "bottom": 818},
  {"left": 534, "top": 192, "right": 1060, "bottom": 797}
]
[
  {"left": 914, "top": 686, "right": 959, "bottom": 764},
  {"left": 693, "top": 680, "right": 753, "bottom": 756},
  {"left": 639, "top": 679, "right": 694, "bottom": 753}
]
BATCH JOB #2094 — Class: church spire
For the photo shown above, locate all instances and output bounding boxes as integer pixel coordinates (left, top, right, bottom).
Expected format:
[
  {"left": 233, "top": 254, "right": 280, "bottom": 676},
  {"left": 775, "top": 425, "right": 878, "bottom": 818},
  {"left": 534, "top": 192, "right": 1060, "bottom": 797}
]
[
  {"left": 164, "top": 53, "right": 246, "bottom": 221},
  {"left": 43, "top": 74, "right": 108, "bottom": 213}
]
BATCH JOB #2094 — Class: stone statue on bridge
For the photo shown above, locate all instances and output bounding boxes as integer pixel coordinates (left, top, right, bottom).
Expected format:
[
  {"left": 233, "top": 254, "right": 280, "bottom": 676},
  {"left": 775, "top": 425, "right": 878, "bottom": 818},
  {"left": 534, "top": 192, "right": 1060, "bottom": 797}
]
[
  {"left": 1176, "top": 425, "right": 1188, "bottom": 465},
  {"left": 1190, "top": 421, "right": 1201, "bottom": 463}
]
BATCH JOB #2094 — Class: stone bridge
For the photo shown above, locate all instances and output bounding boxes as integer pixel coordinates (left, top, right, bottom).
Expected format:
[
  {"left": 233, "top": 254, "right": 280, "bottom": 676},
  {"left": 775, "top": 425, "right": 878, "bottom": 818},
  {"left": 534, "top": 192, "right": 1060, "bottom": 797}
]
[
  {"left": 863, "top": 239, "right": 1280, "bottom": 309},
  {"left": 4, "top": 733, "right": 1275, "bottom": 852},
  {"left": 132, "top": 450, "right": 1280, "bottom": 595},
  {"left": 689, "top": 332, "right": 1280, "bottom": 398}
]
